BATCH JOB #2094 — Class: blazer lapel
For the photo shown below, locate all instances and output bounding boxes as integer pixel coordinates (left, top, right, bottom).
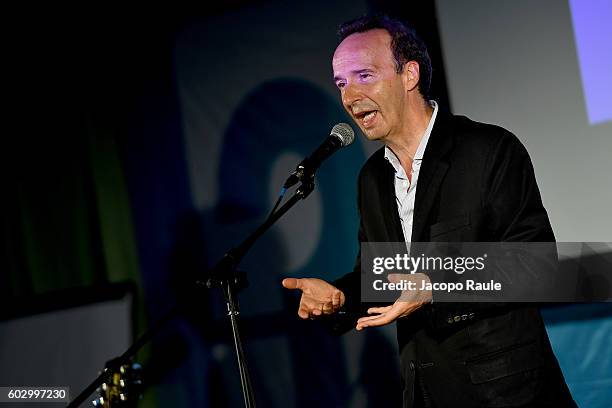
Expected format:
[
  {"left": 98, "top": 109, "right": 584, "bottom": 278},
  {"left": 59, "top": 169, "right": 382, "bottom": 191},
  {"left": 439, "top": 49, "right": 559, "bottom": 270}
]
[
  {"left": 378, "top": 158, "right": 406, "bottom": 242},
  {"left": 411, "top": 110, "right": 454, "bottom": 242}
]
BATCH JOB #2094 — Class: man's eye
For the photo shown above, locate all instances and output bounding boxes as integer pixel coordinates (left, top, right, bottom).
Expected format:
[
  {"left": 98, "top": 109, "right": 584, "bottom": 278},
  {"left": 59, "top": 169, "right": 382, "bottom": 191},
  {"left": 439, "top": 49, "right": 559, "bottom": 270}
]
[
  {"left": 359, "top": 73, "right": 372, "bottom": 80},
  {"left": 336, "top": 82, "right": 346, "bottom": 89}
]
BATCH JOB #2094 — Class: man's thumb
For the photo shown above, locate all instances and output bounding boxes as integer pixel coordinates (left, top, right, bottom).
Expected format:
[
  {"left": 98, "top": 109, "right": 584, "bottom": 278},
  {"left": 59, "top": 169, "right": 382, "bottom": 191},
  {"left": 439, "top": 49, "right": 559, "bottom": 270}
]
[{"left": 282, "top": 278, "right": 302, "bottom": 290}]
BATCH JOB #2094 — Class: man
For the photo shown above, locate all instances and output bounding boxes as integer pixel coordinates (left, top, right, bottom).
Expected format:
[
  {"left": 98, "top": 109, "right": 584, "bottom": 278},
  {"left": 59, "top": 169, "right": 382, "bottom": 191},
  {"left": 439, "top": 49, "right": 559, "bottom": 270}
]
[{"left": 282, "top": 14, "right": 575, "bottom": 407}]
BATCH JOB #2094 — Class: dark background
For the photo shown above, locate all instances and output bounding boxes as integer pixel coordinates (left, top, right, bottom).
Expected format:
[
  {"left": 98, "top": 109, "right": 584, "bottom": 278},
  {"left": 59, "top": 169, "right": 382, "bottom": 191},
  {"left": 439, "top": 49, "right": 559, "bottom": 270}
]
[{"left": 3, "top": 1, "right": 611, "bottom": 407}]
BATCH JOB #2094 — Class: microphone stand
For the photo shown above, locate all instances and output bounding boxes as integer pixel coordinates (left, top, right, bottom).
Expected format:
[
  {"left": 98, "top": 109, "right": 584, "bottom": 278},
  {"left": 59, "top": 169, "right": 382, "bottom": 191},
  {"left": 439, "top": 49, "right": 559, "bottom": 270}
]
[
  {"left": 67, "top": 175, "right": 316, "bottom": 408},
  {"left": 202, "top": 175, "right": 315, "bottom": 408}
]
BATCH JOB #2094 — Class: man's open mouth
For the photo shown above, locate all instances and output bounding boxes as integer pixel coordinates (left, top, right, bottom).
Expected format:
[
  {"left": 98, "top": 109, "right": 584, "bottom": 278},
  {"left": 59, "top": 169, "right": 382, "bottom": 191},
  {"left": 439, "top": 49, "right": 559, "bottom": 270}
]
[{"left": 355, "top": 110, "right": 378, "bottom": 127}]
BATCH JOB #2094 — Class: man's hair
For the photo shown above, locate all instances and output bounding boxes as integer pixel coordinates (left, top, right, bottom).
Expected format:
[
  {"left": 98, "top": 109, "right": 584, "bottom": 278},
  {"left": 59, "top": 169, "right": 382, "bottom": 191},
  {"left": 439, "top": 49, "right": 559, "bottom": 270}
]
[{"left": 338, "top": 14, "right": 432, "bottom": 97}]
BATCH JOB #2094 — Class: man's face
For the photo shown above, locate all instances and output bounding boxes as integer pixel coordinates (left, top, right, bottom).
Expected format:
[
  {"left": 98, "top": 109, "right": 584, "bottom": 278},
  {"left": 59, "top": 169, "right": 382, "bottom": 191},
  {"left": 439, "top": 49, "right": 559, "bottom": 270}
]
[{"left": 332, "top": 29, "right": 410, "bottom": 142}]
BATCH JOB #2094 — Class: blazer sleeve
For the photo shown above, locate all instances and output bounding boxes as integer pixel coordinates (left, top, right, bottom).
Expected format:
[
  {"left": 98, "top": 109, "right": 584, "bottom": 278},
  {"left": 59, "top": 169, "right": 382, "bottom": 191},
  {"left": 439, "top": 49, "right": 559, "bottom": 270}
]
[
  {"left": 426, "top": 129, "right": 555, "bottom": 330},
  {"left": 483, "top": 130, "right": 555, "bottom": 242}
]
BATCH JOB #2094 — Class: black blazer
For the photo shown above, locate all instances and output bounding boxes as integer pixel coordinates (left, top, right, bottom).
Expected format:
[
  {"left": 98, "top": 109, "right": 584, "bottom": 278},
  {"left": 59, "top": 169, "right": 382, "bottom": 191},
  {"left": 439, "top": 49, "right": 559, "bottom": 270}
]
[{"left": 331, "top": 109, "right": 576, "bottom": 407}]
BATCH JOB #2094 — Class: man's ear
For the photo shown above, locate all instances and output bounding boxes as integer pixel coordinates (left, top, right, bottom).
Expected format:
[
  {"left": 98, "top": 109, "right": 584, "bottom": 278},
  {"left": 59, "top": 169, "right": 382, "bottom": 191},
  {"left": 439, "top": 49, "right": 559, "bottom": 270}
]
[{"left": 402, "top": 61, "right": 420, "bottom": 92}]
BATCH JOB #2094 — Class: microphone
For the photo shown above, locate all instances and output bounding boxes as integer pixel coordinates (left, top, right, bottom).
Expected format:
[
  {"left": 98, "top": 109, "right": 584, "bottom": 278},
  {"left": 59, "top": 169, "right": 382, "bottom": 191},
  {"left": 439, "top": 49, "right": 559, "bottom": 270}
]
[{"left": 283, "top": 123, "right": 355, "bottom": 188}]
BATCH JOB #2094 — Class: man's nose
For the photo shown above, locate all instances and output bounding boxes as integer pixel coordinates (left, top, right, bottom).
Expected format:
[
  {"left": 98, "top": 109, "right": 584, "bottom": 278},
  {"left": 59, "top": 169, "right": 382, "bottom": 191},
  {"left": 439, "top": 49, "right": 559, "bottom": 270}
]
[{"left": 341, "top": 83, "right": 362, "bottom": 110}]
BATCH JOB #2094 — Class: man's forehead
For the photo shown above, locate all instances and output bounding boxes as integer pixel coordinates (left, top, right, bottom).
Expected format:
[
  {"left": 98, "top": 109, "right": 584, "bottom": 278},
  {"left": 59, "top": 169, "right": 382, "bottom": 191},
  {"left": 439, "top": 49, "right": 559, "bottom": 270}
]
[
  {"left": 332, "top": 29, "right": 392, "bottom": 70},
  {"left": 335, "top": 29, "right": 391, "bottom": 54}
]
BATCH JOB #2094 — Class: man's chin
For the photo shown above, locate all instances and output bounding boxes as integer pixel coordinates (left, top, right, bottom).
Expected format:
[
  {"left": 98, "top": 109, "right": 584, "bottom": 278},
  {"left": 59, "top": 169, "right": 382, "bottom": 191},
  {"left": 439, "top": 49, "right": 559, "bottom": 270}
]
[{"left": 362, "top": 129, "right": 383, "bottom": 141}]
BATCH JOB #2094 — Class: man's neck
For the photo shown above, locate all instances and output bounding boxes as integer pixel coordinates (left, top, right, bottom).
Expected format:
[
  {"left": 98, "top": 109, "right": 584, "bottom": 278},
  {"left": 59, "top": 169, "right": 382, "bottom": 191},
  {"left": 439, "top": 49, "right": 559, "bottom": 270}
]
[{"left": 385, "top": 98, "right": 434, "bottom": 176}]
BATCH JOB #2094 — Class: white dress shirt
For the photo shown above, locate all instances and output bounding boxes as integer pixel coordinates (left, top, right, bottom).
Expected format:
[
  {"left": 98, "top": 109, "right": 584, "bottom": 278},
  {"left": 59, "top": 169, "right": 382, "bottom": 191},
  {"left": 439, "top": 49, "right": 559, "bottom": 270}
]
[{"left": 384, "top": 100, "right": 438, "bottom": 242}]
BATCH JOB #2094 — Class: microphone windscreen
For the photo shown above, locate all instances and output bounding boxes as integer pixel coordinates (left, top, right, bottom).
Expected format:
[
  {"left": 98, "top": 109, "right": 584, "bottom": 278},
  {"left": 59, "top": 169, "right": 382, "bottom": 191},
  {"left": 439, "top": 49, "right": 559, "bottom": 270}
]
[{"left": 331, "top": 123, "right": 355, "bottom": 147}]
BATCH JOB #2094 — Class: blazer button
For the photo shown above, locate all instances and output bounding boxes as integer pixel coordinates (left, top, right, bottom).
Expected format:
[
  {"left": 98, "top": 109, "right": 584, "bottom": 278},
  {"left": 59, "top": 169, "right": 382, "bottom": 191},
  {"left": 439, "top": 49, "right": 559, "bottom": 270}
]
[{"left": 409, "top": 361, "right": 415, "bottom": 371}]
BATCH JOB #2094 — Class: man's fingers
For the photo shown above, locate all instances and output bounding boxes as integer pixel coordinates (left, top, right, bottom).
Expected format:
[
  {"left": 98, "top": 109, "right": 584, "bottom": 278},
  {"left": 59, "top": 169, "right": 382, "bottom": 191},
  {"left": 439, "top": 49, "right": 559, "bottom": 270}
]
[
  {"left": 282, "top": 278, "right": 302, "bottom": 290},
  {"left": 298, "top": 301, "right": 321, "bottom": 319},
  {"left": 353, "top": 305, "right": 394, "bottom": 329},
  {"left": 332, "top": 290, "right": 341, "bottom": 307},
  {"left": 285, "top": 278, "right": 344, "bottom": 317},
  {"left": 356, "top": 314, "right": 392, "bottom": 330},
  {"left": 357, "top": 314, "right": 384, "bottom": 324},
  {"left": 298, "top": 304, "right": 310, "bottom": 319},
  {"left": 357, "top": 305, "right": 405, "bottom": 330},
  {"left": 301, "top": 298, "right": 324, "bottom": 318},
  {"left": 367, "top": 306, "right": 392, "bottom": 314}
]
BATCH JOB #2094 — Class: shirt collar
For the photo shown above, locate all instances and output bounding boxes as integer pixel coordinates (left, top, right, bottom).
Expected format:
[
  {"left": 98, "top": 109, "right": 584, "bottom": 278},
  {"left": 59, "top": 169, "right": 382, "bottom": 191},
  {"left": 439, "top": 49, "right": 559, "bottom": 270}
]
[
  {"left": 384, "top": 100, "right": 438, "bottom": 170},
  {"left": 414, "top": 100, "right": 438, "bottom": 160}
]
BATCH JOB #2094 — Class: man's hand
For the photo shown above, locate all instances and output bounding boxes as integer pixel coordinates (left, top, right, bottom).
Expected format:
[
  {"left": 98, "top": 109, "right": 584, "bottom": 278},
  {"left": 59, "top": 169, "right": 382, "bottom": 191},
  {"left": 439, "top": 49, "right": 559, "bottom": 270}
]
[
  {"left": 282, "top": 278, "right": 345, "bottom": 319},
  {"left": 356, "top": 273, "right": 432, "bottom": 331}
]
